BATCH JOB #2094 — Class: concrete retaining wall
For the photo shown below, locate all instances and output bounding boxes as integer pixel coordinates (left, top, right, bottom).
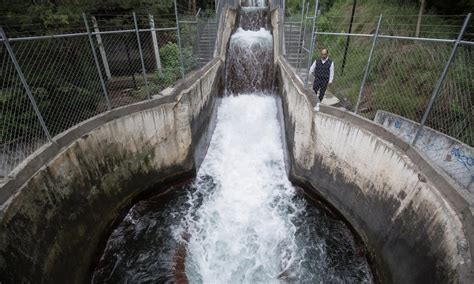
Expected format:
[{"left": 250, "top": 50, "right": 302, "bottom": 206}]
[
  {"left": 216, "top": 8, "right": 237, "bottom": 60},
  {"left": 276, "top": 57, "right": 474, "bottom": 283},
  {"left": 0, "top": 58, "right": 223, "bottom": 283},
  {"left": 375, "top": 110, "right": 474, "bottom": 193}
]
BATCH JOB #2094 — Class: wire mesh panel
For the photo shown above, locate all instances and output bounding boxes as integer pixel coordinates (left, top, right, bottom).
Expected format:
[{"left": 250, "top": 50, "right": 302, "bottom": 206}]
[
  {"left": 174, "top": 2, "right": 216, "bottom": 69},
  {"left": 380, "top": 15, "right": 466, "bottom": 39},
  {"left": 178, "top": 20, "right": 201, "bottom": 71},
  {"left": 283, "top": 16, "right": 310, "bottom": 80},
  {"left": 89, "top": 15, "right": 148, "bottom": 108},
  {"left": 142, "top": 29, "right": 188, "bottom": 95},
  {"left": 197, "top": 17, "right": 218, "bottom": 66},
  {"left": 425, "top": 43, "right": 473, "bottom": 146},
  {"left": 9, "top": 36, "right": 108, "bottom": 137},
  {"left": 357, "top": 38, "right": 452, "bottom": 121},
  {"left": 0, "top": 43, "right": 48, "bottom": 176},
  {"left": 101, "top": 31, "right": 148, "bottom": 107}
]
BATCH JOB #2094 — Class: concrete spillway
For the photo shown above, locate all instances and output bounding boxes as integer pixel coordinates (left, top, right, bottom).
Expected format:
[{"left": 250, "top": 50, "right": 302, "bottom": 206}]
[
  {"left": 0, "top": 5, "right": 472, "bottom": 284},
  {"left": 92, "top": 95, "right": 373, "bottom": 282},
  {"left": 93, "top": 10, "right": 373, "bottom": 282}
]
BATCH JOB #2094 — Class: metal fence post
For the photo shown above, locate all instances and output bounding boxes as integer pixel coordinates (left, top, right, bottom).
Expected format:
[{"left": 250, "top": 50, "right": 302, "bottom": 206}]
[
  {"left": 132, "top": 12, "right": 151, "bottom": 100},
  {"left": 354, "top": 14, "right": 382, "bottom": 113},
  {"left": 304, "top": 0, "right": 319, "bottom": 89},
  {"left": 411, "top": 13, "right": 471, "bottom": 146},
  {"left": 284, "top": 21, "right": 288, "bottom": 56},
  {"left": 340, "top": 0, "right": 357, "bottom": 76},
  {"left": 207, "top": 19, "right": 212, "bottom": 61},
  {"left": 173, "top": 0, "right": 186, "bottom": 79},
  {"left": 296, "top": 0, "right": 306, "bottom": 70},
  {"left": 91, "top": 15, "right": 112, "bottom": 80},
  {"left": 280, "top": 7, "right": 285, "bottom": 57},
  {"left": 196, "top": 10, "right": 202, "bottom": 68},
  {"left": 297, "top": 1, "right": 310, "bottom": 70},
  {"left": 0, "top": 27, "right": 52, "bottom": 142},
  {"left": 149, "top": 15, "right": 163, "bottom": 74},
  {"left": 82, "top": 14, "right": 112, "bottom": 111}
]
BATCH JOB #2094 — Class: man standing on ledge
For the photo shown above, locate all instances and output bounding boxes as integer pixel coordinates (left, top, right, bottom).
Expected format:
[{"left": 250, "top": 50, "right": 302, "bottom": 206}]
[{"left": 309, "top": 48, "right": 334, "bottom": 109}]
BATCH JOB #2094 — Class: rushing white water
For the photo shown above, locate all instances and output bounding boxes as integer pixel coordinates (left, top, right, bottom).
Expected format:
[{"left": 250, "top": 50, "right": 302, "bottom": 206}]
[
  {"left": 230, "top": 27, "right": 272, "bottom": 46},
  {"left": 176, "top": 94, "right": 304, "bottom": 282}
]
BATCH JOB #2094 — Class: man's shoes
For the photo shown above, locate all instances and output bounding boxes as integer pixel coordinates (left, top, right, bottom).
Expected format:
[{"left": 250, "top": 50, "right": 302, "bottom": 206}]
[{"left": 313, "top": 103, "right": 320, "bottom": 112}]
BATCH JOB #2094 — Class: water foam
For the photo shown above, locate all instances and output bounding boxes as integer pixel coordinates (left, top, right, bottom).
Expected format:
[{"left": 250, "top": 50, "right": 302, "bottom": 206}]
[
  {"left": 176, "top": 94, "right": 304, "bottom": 282},
  {"left": 231, "top": 28, "right": 272, "bottom": 44}
]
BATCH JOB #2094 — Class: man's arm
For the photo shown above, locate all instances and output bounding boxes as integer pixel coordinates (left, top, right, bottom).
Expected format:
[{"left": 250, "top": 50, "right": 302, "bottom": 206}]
[
  {"left": 309, "top": 60, "right": 316, "bottom": 75},
  {"left": 329, "top": 61, "right": 334, "bottom": 83}
]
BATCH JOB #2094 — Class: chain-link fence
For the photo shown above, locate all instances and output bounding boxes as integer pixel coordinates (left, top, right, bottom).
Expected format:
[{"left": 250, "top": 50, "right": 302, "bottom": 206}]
[
  {"left": 0, "top": 4, "right": 220, "bottom": 178},
  {"left": 283, "top": 8, "right": 473, "bottom": 148}
]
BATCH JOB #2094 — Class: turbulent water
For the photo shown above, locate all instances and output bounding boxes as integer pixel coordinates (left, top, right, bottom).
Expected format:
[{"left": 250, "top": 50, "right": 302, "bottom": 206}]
[
  {"left": 226, "top": 28, "right": 273, "bottom": 94},
  {"left": 181, "top": 95, "right": 300, "bottom": 282},
  {"left": 239, "top": 7, "right": 271, "bottom": 31},
  {"left": 93, "top": 95, "right": 373, "bottom": 283},
  {"left": 92, "top": 6, "right": 374, "bottom": 283}
]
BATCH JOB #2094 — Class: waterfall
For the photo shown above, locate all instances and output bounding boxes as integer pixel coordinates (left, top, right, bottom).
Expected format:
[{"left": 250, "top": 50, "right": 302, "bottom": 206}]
[
  {"left": 225, "top": 6, "right": 273, "bottom": 94},
  {"left": 225, "top": 28, "right": 273, "bottom": 94}
]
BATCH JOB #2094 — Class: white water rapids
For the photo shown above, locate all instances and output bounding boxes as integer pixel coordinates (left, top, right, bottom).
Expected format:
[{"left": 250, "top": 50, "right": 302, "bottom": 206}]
[
  {"left": 176, "top": 94, "right": 303, "bottom": 282},
  {"left": 177, "top": 26, "right": 301, "bottom": 282}
]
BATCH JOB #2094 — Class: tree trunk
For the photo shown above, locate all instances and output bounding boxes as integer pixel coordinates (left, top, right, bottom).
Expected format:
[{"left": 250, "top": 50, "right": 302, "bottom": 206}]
[{"left": 415, "top": 0, "right": 426, "bottom": 37}]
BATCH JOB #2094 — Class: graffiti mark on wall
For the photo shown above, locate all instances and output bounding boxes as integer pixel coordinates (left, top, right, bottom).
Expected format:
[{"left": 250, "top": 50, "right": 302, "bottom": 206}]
[
  {"left": 451, "top": 147, "right": 474, "bottom": 169},
  {"left": 394, "top": 119, "right": 401, "bottom": 129}
]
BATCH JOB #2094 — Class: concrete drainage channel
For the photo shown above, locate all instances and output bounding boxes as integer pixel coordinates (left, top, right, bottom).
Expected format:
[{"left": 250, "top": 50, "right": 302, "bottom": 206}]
[{"left": 0, "top": 6, "right": 473, "bottom": 284}]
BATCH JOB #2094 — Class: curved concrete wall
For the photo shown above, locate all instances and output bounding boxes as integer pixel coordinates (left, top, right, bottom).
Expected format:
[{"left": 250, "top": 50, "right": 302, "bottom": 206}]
[
  {"left": 0, "top": 58, "right": 224, "bottom": 283},
  {"left": 375, "top": 110, "right": 473, "bottom": 192},
  {"left": 276, "top": 58, "right": 474, "bottom": 283}
]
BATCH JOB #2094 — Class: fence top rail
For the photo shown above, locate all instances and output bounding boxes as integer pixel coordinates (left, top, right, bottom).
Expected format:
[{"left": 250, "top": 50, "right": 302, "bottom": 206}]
[
  {"left": 2, "top": 32, "right": 89, "bottom": 42},
  {"left": 316, "top": 31, "right": 374, "bottom": 38},
  {"left": 460, "top": 40, "right": 474, "bottom": 45},
  {"left": 0, "top": 26, "right": 179, "bottom": 42},
  {"left": 378, "top": 34, "right": 456, "bottom": 43},
  {"left": 315, "top": 31, "right": 462, "bottom": 43}
]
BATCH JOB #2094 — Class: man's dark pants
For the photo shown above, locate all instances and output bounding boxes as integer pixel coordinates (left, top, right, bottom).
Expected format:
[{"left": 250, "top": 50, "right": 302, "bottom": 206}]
[{"left": 313, "top": 78, "right": 329, "bottom": 101}]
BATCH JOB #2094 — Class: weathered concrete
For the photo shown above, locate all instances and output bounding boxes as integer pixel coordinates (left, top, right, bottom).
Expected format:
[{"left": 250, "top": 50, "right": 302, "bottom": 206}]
[
  {"left": 216, "top": 8, "right": 238, "bottom": 60},
  {"left": 375, "top": 110, "right": 474, "bottom": 193},
  {"left": 0, "top": 59, "right": 224, "bottom": 284},
  {"left": 276, "top": 57, "right": 474, "bottom": 283},
  {"left": 270, "top": 7, "right": 280, "bottom": 63}
]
